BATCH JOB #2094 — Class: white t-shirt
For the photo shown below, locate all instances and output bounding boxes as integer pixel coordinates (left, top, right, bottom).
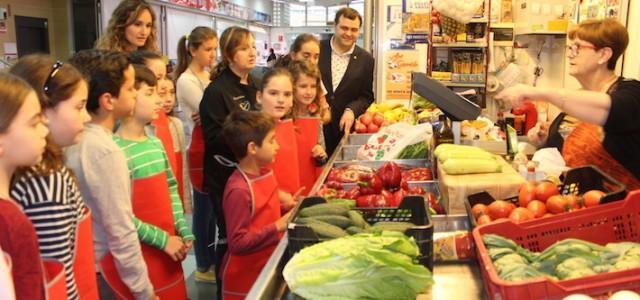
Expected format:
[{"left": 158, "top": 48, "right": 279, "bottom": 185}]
[{"left": 176, "top": 70, "right": 211, "bottom": 145}]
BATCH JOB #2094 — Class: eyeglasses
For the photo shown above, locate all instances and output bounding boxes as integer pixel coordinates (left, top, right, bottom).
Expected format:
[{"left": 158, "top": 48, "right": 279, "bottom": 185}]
[
  {"left": 43, "top": 61, "right": 63, "bottom": 96},
  {"left": 566, "top": 42, "right": 598, "bottom": 57}
]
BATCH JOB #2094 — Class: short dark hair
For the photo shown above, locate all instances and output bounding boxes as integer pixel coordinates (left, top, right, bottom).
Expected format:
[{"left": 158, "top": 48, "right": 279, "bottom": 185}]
[
  {"left": 334, "top": 7, "right": 362, "bottom": 27},
  {"left": 223, "top": 111, "right": 275, "bottom": 160},
  {"left": 129, "top": 50, "right": 163, "bottom": 65},
  {"left": 133, "top": 64, "right": 157, "bottom": 89},
  {"left": 70, "top": 49, "right": 131, "bottom": 114}
]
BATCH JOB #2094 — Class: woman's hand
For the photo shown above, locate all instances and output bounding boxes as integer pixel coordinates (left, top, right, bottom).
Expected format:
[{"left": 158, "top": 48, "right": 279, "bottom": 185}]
[
  {"left": 495, "top": 84, "right": 538, "bottom": 109},
  {"left": 191, "top": 111, "right": 201, "bottom": 125},
  {"left": 527, "top": 121, "right": 550, "bottom": 148}
]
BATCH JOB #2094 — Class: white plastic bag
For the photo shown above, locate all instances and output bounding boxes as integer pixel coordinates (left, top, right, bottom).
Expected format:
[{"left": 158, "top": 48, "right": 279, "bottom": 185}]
[
  {"left": 356, "top": 122, "right": 433, "bottom": 161},
  {"left": 432, "top": 0, "right": 484, "bottom": 24}
]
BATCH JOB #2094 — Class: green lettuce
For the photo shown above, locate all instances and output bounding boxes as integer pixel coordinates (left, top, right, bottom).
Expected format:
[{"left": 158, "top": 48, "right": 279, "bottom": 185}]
[{"left": 283, "top": 231, "right": 433, "bottom": 300}]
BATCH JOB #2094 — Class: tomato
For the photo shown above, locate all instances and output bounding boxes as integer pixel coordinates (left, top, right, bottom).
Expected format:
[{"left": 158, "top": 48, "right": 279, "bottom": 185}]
[
  {"left": 471, "top": 203, "right": 490, "bottom": 219},
  {"left": 564, "top": 194, "right": 581, "bottom": 210},
  {"left": 535, "top": 181, "right": 559, "bottom": 202},
  {"left": 373, "top": 112, "right": 385, "bottom": 126},
  {"left": 509, "top": 207, "right": 534, "bottom": 223},
  {"left": 583, "top": 190, "right": 605, "bottom": 208},
  {"left": 359, "top": 112, "right": 373, "bottom": 126},
  {"left": 526, "top": 200, "right": 547, "bottom": 218},
  {"left": 546, "top": 195, "right": 568, "bottom": 214},
  {"left": 354, "top": 122, "right": 367, "bottom": 133},
  {"left": 367, "top": 123, "right": 379, "bottom": 133},
  {"left": 519, "top": 182, "right": 537, "bottom": 208},
  {"left": 477, "top": 215, "right": 492, "bottom": 225},
  {"left": 488, "top": 200, "right": 514, "bottom": 219}
]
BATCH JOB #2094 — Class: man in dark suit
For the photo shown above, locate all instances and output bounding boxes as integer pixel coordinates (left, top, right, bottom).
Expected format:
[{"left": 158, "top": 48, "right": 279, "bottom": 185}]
[{"left": 319, "top": 7, "right": 375, "bottom": 155}]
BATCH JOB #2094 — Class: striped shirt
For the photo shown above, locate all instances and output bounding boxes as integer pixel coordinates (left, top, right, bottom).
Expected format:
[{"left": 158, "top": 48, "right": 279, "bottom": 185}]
[
  {"left": 10, "top": 166, "right": 86, "bottom": 300},
  {"left": 114, "top": 135, "right": 194, "bottom": 250}
]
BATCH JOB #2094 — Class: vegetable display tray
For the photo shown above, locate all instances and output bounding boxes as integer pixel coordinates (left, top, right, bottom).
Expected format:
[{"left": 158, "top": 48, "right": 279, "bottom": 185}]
[
  {"left": 472, "top": 190, "right": 640, "bottom": 300},
  {"left": 287, "top": 196, "right": 434, "bottom": 271},
  {"left": 345, "top": 134, "right": 373, "bottom": 146},
  {"left": 464, "top": 165, "right": 627, "bottom": 230}
]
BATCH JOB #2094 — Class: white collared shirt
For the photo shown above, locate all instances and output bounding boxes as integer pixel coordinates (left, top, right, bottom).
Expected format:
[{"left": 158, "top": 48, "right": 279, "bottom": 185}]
[{"left": 330, "top": 36, "right": 356, "bottom": 92}]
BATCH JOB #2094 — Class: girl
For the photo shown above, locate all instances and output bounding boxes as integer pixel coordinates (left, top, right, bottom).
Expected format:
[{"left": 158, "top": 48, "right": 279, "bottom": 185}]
[
  {"left": 162, "top": 77, "right": 192, "bottom": 213},
  {"left": 95, "top": 0, "right": 158, "bottom": 53},
  {"left": 199, "top": 26, "right": 257, "bottom": 296},
  {"left": 173, "top": 26, "right": 219, "bottom": 283},
  {"left": 9, "top": 55, "right": 97, "bottom": 300},
  {"left": 289, "top": 60, "right": 328, "bottom": 195},
  {"left": 275, "top": 33, "right": 330, "bottom": 124},
  {"left": 0, "top": 72, "right": 49, "bottom": 300},
  {"left": 112, "top": 65, "right": 193, "bottom": 299}
]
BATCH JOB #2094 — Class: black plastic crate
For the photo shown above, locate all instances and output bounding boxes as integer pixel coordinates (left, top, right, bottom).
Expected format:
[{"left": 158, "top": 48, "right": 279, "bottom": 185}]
[
  {"left": 287, "top": 195, "right": 434, "bottom": 271},
  {"left": 464, "top": 165, "right": 627, "bottom": 229}
]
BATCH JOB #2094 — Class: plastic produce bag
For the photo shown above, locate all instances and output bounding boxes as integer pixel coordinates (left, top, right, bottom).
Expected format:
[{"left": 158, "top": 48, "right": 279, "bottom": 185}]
[
  {"left": 357, "top": 122, "right": 432, "bottom": 161},
  {"left": 432, "top": 0, "right": 484, "bottom": 24}
]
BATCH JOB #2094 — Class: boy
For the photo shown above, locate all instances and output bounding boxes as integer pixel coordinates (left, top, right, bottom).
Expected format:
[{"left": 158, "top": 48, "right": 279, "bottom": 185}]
[
  {"left": 220, "top": 111, "right": 292, "bottom": 300},
  {"left": 66, "top": 49, "right": 156, "bottom": 300},
  {"left": 111, "top": 64, "right": 193, "bottom": 299}
]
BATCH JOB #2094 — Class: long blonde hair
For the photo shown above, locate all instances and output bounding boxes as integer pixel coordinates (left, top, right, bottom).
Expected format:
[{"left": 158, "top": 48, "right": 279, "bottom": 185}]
[{"left": 95, "top": 0, "right": 159, "bottom": 53}]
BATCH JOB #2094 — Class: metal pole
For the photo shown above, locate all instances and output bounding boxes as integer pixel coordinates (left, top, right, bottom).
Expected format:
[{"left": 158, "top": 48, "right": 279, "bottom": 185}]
[{"left": 363, "top": 0, "right": 373, "bottom": 52}]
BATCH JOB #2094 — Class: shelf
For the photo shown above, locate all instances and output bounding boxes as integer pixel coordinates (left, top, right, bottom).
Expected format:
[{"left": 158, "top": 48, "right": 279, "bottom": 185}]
[
  {"left": 490, "top": 22, "right": 514, "bottom": 29},
  {"left": 432, "top": 42, "right": 488, "bottom": 48},
  {"left": 493, "top": 41, "right": 514, "bottom": 47},
  {"left": 468, "top": 17, "right": 489, "bottom": 23},
  {"left": 439, "top": 81, "right": 486, "bottom": 88}
]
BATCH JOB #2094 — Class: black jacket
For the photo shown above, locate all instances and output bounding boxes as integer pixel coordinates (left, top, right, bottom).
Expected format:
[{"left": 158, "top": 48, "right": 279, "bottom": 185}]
[{"left": 318, "top": 38, "right": 375, "bottom": 155}]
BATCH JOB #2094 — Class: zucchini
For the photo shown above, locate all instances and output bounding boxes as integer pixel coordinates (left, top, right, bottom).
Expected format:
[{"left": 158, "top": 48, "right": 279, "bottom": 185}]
[
  {"left": 346, "top": 226, "right": 365, "bottom": 235},
  {"left": 304, "top": 220, "right": 348, "bottom": 238},
  {"left": 348, "top": 211, "right": 370, "bottom": 229},
  {"left": 305, "top": 215, "right": 351, "bottom": 228},
  {"left": 299, "top": 203, "right": 350, "bottom": 217},
  {"left": 367, "top": 221, "right": 416, "bottom": 233},
  {"left": 441, "top": 158, "right": 502, "bottom": 175},
  {"left": 328, "top": 198, "right": 356, "bottom": 209}
]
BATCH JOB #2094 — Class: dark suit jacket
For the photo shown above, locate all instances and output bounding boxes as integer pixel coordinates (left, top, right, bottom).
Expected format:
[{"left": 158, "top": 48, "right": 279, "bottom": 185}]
[{"left": 319, "top": 38, "right": 375, "bottom": 155}]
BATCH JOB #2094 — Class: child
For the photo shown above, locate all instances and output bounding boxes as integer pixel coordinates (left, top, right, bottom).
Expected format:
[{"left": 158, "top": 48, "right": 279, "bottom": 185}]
[
  {"left": 9, "top": 55, "right": 97, "bottom": 300},
  {"left": 162, "top": 76, "right": 192, "bottom": 213},
  {"left": 66, "top": 49, "right": 156, "bottom": 300},
  {"left": 0, "top": 72, "right": 49, "bottom": 300},
  {"left": 220, "top": 111, "right": 292, "bottom": 300},
  {"left": 130, "top": 51, "right": 185, "bottom": 206},
  {"left": 113, "top": 65, "right": 194, "bottom": 299},
  {"left": 257, "top": 68, "right": 304, "bottom": 201},
  {"left": 288, "top": 60, "right": 328, "bottom": 195}
]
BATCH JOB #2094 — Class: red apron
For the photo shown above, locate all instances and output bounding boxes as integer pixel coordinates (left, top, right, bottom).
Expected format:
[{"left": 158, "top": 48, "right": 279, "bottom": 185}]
[
  {"left": 43, "top": 259, "right": 67, "bottom": 300},
  {"left": 1, "top": 251, "right": 15, "bottom": 300},
  {"left": 294, "top": 117, "right": 323, "bottom": 195},
  {"left": 72, "top": 208, "right": 99, "bottom": 300},
  {"left": 153, "top": 111, "right": 179, "bottom": 184},
  {"left": 99, "top": 171, "right": 187, "bottom": 300},
  {"left": 268, "top": 119, "right": 300, "bottom": 195},
  {"left": 563, "top": 123, "right": 640, "bottom": 190},
  {"left": 188, "top": 125, "right": 206, "bottom": 193},
  {"left": 221, "top": 169, "right": 282, "bottom": 300}
]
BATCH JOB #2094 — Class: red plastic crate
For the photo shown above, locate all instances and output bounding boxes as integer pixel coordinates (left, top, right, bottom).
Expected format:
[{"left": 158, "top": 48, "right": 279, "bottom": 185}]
[{"left": 472, "top": 190, "right": 640, "bottom": 300}]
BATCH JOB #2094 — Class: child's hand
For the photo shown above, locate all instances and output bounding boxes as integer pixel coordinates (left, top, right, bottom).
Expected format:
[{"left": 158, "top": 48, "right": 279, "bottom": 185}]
[
  {"left": 311, "top": 145, "right": 327, "bottom": 160},
  {"left": 182, "top": 240, "right": 194, "bottom": 253},
  {"left": 276, "top": 210, "right": 293, "bottom": 232},
  {"left": 191, "top": 111, "right": 201, "bottom": 125},
  {"left": 164, "top": 236, "right": 186, "bottom": 262}
]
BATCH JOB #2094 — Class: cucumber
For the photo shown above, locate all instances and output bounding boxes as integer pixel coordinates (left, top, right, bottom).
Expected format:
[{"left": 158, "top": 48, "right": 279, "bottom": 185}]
[
  {"left": 328, "top": 198, "right": 356, "bottom": 209},
  {"left": 299, "top": 203, "right": 350, "bottom": 217},
  {"left": 306, "top": 215, "right": 351, "bottom": 228},
  {"left": 367, "top": 221, "right": 416, "bottom": 233},
  {"left": 304, "top": 220, "right": 348, "bottom": 238},
  {"left": 438, "top": 150, "right": 495, "bottom": 163},
  {"left": 434, "top": 144, "right": 483, "bottom": 157},
  {"left": 346, "top": 226, "right": 364, "bottom": 235},
  {"left": 348, "top": 211, "right": 370, "bottom": 229}
]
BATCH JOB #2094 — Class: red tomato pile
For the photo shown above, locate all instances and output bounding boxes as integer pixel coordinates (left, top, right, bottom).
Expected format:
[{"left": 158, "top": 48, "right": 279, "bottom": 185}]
[
  {"left": 354, "top": 112, "right": 387, "bottom": 134},
  {"left": 471, "top": 181, "right": 606, "bottom": 225}
]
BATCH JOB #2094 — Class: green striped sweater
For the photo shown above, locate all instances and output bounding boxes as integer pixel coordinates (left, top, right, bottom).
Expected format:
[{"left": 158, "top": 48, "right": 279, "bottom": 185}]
[{"left": 114, "top": 135, "right": 194, "bottom": 250}]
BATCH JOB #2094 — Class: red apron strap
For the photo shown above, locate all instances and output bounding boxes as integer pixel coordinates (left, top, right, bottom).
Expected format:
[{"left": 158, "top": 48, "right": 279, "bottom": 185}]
[
  {"left": 72, "top": 208, "right": 99, "bottom": 300},
  {"left": 100, "top": 171, "right": 187, "bottom": 300},
  {"left": 222, "top": 169, "right": 282, "bottom": 299},
  {"left": 294, "top": 117, "right": 323, "bottom": 195},
  {"left": 563, "top": 123, "right": 640, "bottom": 190},
  {"left": 43, "top": 259, "right": 67, "bottom": 300},
  {"left": 188, "top": 125, "right": 206, "bottom": 193},
  {"left": 269, "top": 120, "right": 301, "bottom": 195},
  {"left": 153, "top": 112, "right": 179, "bottom": 180}
]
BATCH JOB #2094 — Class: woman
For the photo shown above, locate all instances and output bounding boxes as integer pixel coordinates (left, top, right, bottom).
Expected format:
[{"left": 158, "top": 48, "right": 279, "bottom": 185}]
[
  {"left": 95, "top": 0, "right": 158, "bottom": 53},
  {"left": 497, "top": 18, "right": 640, "bottom": 190}
]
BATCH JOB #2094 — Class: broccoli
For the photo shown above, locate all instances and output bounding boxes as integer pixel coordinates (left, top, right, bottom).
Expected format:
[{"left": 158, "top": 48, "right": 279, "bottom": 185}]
[{"left": 556, "top": 257, "right": 596, "bottom": 280}]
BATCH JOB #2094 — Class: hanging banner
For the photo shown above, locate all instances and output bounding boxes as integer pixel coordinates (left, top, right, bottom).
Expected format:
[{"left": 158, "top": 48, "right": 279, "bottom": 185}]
[{"left": 385, "top": 50, "right": 420, "bottom": 101}]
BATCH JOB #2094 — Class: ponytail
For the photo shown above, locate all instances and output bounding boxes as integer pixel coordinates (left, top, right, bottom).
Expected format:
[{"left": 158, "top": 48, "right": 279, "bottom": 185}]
[
  {"left": 174, "top": 35, "right": 190, "bottom": 80},
  {"left": 210, "top": 60, "right": 228, "bottom": 81}
]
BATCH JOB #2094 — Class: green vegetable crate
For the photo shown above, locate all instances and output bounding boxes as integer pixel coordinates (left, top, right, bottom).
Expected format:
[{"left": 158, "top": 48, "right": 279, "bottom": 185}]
[
  {"left": 472, "top": 190, "right": 640, "bottom": 300},
  {"left": 465, "top": 165, "right": 627, "bottom": 230},
  {"left": 288, "top": 195, "right": 434, "bottom": 271}
]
